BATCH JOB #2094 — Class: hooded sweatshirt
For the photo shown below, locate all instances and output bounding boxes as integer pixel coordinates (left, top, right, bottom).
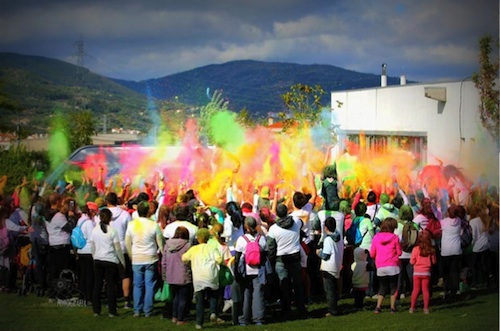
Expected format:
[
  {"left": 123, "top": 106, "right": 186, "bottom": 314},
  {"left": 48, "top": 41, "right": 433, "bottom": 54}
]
[
  {"left": 440, "top": 216, "right": 462, "bottom": 256},
  {"left": 267, "top": 215, "right": 301, "bottom": 258},
  {"left": 108, "top": 206, "right": 131, "bottom": 252},
  {"left": 351, "top": 247, "right": 369, "bottom": 289},
  {"left": 375, "top": 203, "right": 398, "bottom": 223},
  {"left": 410, "top": 246, "right": 436, "bottom": 276},
  {"left": 319, "top": 231, "right": 343, "bottom": 278},
  {"left": 370, "top": 232, "right": 401, "bottom": 270},
  {"left": 162, "top": 238, "right": 192, "bottom": 285}
]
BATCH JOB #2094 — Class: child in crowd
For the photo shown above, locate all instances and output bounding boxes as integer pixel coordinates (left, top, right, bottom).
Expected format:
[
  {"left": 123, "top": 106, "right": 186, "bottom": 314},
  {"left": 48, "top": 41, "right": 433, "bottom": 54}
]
[
  {"left": 351, "top": 247, "right": 371, "bottom": 311},
  {"left": 409, "top": 229, "right": 437, "bottom": 314},
  {"left": 317, "top": 216, "right": 343, "bottom": 316},
  {"left": 162, "top": 226, "right": 192, "bottom": 326},
  {"left": 182, "top": 228, "right": 223, "bottom": 329}
]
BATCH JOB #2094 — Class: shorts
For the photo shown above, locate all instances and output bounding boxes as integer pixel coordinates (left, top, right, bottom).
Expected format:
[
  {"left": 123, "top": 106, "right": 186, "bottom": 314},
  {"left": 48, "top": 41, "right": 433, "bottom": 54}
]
[{"left": 119, "top": 254, "right": 132, "bottom": 279}]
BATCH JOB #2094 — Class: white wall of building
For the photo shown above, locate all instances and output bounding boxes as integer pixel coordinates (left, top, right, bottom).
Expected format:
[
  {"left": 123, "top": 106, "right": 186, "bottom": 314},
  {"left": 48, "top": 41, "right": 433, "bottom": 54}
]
[{"left": 331, "top": 79, "right": 499, "bottom": 185}]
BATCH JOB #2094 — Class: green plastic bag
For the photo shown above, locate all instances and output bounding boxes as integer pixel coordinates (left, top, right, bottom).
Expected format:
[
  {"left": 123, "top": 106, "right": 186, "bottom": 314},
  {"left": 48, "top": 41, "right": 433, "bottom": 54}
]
[
  {"left": 154, "top": 282, "right": 172, "bottom": 302},
  {"left": 218, "top": 264, "right": 234, "bottom": 287}
]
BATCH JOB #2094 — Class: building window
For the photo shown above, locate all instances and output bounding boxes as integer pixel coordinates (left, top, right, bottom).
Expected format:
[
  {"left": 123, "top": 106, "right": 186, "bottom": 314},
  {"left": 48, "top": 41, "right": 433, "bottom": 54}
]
[{"left": 340, "top": 132, "right": 428, "bottom": 167}]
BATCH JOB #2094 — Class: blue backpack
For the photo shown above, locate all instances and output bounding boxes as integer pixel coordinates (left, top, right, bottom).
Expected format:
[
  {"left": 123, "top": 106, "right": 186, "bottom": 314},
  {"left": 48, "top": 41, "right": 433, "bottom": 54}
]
[
  {"left": 346, "top": 216, "right": 366, "bottom": 246},
  {"left": 71, "top": 220, "right": 88, "bottom": 249}
]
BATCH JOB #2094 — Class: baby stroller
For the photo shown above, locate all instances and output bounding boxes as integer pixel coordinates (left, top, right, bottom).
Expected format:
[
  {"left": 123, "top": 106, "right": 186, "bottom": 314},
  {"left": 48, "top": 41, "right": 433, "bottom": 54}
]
[{"left": 53, "top": 269, "right": 81, "bottom": 300}]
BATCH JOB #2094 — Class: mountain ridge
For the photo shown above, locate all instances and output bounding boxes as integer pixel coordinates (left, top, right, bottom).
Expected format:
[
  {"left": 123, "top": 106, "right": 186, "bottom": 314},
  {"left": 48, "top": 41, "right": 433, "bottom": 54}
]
[{"left": 0, "top": 52, "right": 406, "bottom": 133}]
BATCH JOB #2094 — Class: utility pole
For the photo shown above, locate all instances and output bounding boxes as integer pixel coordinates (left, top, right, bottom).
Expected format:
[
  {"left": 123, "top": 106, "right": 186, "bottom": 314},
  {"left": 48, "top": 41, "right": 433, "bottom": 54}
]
[{"left": 74, "top": 34, "right": 85, "bottom": 84}]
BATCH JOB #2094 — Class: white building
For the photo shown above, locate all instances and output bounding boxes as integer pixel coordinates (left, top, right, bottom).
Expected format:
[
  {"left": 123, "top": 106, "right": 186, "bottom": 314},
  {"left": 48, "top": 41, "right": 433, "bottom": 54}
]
[{"left": 330, "top": 78, "right": 499, "bottom": 186}]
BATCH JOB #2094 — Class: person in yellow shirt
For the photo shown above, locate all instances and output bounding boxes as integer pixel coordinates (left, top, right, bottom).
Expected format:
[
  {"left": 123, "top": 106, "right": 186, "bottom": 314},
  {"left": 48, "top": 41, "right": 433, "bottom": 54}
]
[{"left": 182, "top": 228, "right": 223, "bottom": 329}]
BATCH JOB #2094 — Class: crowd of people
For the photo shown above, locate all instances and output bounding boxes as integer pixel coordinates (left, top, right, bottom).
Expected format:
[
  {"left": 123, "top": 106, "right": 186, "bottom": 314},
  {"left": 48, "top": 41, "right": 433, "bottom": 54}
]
[{"left": 0, "top": 162, "right": 498, "bottom": 328}]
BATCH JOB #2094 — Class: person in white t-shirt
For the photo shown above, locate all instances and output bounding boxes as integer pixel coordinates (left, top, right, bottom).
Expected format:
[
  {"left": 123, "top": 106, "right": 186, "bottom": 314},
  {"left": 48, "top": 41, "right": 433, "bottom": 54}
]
[
  {"left": 317, "top": 216, "right": 343, "bottom": 316},
  {"left": 234, "top": 217, "right": 267, "bottom": 326},
  {"left": 76, "top": 202, "right": 98, "bottom": 305},
  {"left": 267, "top": 204, "right": 307, "bottom": 319},
  {"left": 90, "top": 208, "right": 125, "bottom": 317}
]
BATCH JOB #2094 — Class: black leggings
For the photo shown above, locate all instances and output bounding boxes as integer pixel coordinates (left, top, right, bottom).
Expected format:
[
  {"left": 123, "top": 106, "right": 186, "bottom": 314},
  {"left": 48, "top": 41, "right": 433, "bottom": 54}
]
[{"left": 378, "top": 274, "right": 399, "bottom": 296}]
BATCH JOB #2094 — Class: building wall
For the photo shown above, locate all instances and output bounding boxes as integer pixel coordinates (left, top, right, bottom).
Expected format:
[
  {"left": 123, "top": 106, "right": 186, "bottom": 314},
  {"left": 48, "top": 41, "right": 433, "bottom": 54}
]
[{"left": 331, "top": 80, "right": 499, "bottom": 184}]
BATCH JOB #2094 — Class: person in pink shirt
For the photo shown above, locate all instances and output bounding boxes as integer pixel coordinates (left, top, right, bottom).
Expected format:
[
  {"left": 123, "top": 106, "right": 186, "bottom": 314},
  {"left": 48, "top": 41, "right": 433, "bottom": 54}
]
[
  {"left": 409, "top": 230, "right": 437, "bottom": 314},
  {"left": 370, "top": 218, "right": 402, "bottom": 314}
]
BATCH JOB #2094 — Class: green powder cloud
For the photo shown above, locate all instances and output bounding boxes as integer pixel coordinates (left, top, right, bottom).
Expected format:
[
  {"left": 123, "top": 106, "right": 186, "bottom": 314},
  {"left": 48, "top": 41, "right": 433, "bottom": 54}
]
[{"left": 209, "top": 111, "right": 245, "bottom": 153}]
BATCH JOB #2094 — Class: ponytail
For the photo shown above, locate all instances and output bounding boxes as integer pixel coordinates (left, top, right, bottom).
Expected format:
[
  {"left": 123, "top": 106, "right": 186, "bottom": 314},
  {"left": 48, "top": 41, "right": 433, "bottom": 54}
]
[{"left": 99, "top": 208, "right": 112, "bottom": 234}]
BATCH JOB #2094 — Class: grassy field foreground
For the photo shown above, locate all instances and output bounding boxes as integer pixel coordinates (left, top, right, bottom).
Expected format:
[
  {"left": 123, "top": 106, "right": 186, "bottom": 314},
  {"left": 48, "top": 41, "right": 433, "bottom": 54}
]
[{"left": 0, "top": 289, "right": 498, "bottom": 331}]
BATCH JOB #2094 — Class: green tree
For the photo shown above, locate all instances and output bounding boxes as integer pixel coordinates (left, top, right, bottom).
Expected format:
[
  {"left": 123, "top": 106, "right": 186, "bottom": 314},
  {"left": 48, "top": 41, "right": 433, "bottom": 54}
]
[
  {"left": 49, "top": 110, "right": 95, "bottom": 157},
  {"left": 68, "top": 110, "right": 95, "bottom": 150},
  {"left": 280, "top": 83, "right": 326, "bottom": 131},
  {"left": 236, "top": 107, "right": 256, "bottom": 128},
  {"left": 0, "top": 145, "right": 49, "bottom": 195},
  {"left": 472, "top": 35, "right": 499, "bottom": 139}
]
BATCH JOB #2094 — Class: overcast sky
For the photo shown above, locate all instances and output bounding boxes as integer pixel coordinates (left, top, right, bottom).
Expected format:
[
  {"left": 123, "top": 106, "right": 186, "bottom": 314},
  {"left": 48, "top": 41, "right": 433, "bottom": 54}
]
[{"left": 0, "top": 0, "right": 497, "bottom": 82}]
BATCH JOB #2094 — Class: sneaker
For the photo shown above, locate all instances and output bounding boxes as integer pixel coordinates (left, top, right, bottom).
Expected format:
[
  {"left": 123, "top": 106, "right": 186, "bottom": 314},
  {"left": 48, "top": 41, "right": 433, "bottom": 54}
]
[
  {"left": 408, "top": 308, "right": 414, "bottom": 314},
  {"left": 195, "top": 324, "right": 203, "bottom": 330},
  {"left": 177, "top": 321, "right": 187, "bottom": 326},
  {"left": 133, "top": 312, "right": 140, "bottom": 318},
  {"left": 222, "top": 299, "right": 233, "bottom": 313},
  {"left": 108, "top": 313, "right": 119, "bottom": 318},
  {"left": 372, "top": 294, "right": 379, "bottom": 299},
  {"left": 172, "top": 318, "right": 178, "bottom": 324},
  {"left": 400, "top": 293, "right": 405, "bottom": 299},
  {"left": 210, "top": 313, "right": 224, "bottom": 324},
  {"left": 93, "top": 313, "right": 100, "bottom": 317},
  {"left": 374, "top": 307, "right": 382, "bottom": 314},
  {"left": 423, "top": 309, "right": 430, "bottom": 314},
  {"left": 123, "top": 302, "right": 133, "bottom": 309}
]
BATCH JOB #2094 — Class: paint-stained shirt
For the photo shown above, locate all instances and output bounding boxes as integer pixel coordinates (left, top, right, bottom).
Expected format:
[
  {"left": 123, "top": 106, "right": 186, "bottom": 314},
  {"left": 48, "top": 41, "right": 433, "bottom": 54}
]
[{"left": 125, "top": 217, "right": 164, "bottom": 265}]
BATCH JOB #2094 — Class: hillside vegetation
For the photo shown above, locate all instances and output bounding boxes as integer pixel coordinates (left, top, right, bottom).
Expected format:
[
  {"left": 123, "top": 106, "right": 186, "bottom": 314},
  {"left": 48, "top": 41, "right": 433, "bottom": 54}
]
[
  {"left": 0, "top": 53, "right": 405, "bottom": 135},
  {"left": 120, "top": 60, "right": 403, "bottom": 116},
  {"left": 0, "top": 53, "right": 155, "bottom": 134}
]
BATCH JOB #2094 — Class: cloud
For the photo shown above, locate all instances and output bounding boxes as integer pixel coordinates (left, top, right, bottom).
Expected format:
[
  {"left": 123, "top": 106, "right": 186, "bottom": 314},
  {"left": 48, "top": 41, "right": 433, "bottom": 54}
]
[{"left": 0, "top": 0, "right": 497, "bottom": 81}]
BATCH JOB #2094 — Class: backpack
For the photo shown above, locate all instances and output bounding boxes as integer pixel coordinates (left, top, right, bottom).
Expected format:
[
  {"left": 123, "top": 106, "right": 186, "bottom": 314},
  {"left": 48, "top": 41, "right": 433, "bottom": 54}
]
[
  {"left": 346, "top": 216, "right": 366, "bottom": 246},
  {"left": 19, "top": 244, "right": 31, "bottom": 267},
  {"left": 71, "top": 220, "right": 88, "bottom": 249},
  {"left": 243, "top": 234, "right": 262, "bottom": 267},
  {"left": 460, "top": 219, "right": 473, "bottom": 249},
  {"left": 401, "top": 221, "right": 419, "bottom": 253},
  {"left": 426, "top": 218, "right": 442, "bottom": 240}
]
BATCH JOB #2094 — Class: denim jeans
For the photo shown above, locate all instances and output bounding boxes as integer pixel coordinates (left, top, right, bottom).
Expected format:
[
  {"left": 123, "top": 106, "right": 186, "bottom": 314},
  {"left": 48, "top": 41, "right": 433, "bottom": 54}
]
[
  {"left": 195, "top": 288, "right": 218, "bottom": 326},
  {"left": 170, "top": 284, "right": 191, "bottom": 321},
  {"left": 322, "top": 271, "right": 339, "bottom": 314},
  {"left": 239, "top": 275, "right": 265, "bottom": 325},
  {"left": 132, "top": 262, "right": 158, "bottom": 316}
]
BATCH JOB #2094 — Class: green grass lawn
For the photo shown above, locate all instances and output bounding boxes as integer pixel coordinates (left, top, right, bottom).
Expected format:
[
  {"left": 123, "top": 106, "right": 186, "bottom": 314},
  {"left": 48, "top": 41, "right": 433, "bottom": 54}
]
[{"left": 0, "top": 289, "right": 498, "bottom": 331}]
